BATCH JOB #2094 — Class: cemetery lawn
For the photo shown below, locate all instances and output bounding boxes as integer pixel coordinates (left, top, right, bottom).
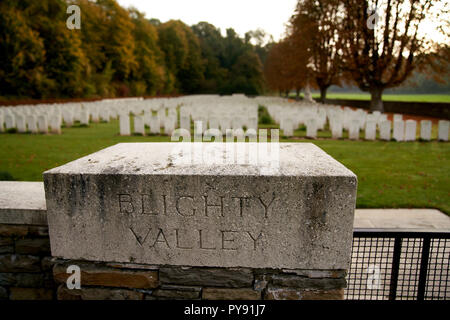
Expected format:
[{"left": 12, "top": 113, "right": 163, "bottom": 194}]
[{"left": 0, "top": 119, "right": 449, "bottom": 214}]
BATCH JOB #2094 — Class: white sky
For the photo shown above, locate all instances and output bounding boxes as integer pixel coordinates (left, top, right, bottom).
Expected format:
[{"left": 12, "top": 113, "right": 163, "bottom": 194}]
[{"left": 117, "top": 0, "right": 298, "bottom": 41}]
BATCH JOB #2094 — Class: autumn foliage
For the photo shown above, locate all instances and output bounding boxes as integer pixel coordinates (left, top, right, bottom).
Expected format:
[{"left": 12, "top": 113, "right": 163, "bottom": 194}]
[
  {"left": 0, "top": 0, "right": 267, "bottom": 99},
  {"left": 265, "top": 0, "right": 449, "bottom": 111}
]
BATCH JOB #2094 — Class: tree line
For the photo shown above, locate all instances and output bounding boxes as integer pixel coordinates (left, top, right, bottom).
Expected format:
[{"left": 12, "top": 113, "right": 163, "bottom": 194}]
[
  {"left": 0, "top": 0, "right": 267, "bottom": 99},
  {"left": 265, "top": 0, "right": 449, "bottom": 112}
]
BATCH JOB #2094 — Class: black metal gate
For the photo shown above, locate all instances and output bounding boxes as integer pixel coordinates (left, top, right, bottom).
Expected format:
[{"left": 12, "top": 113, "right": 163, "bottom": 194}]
[{"left": 345, "top": 229, "right": 449, "bottom": 300}]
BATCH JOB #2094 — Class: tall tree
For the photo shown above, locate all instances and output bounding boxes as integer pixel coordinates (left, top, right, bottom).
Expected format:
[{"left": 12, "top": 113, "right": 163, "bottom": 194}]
[
  {"left": 264, "top": 38, "right": 309, "bottom": 96},
  {"left": 0, "top": 1, "right": 47, "bottom": 98},
  {"left": 129, "top": 9, "right": 166, "bottom": 95},
  {"left": 290, "top": 0, "right": 344, "bottom": 103},
  {"left": 192, "top": 22, "right": 228, "bottom": 93},
  {"left": 340, "top": 0, "right": 444, "bottom": 112},
  {"left": 158, "top": 20, "right": 204, "bottom": 93}
]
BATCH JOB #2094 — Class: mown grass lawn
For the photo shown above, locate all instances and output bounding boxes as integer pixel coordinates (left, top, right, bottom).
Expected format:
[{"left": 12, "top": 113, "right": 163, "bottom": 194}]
[{"left": 0, "top": 119, "right": 449, "bottom": 214}]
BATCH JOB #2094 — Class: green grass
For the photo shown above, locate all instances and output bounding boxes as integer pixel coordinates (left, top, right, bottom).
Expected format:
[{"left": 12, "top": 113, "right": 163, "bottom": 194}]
[
  {"left": 290, "top": 93, "right": 450, "bottom": 103},
  {"left": 0, "top": 120, "right": 449, "bottom": 214}
]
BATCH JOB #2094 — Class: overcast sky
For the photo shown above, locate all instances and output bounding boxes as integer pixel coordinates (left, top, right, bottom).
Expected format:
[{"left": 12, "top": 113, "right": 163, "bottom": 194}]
[{"left": 117, "top": 0, "right": 298, "bottom": 41}]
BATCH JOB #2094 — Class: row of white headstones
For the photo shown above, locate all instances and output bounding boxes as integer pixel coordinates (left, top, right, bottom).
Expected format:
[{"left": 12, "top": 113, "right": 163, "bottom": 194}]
[
  {"left": 267, "top": 97, "right": 449, "bottom": 142},
  {"left": 1, "top": 95, "right": 449, "bottom": 142},
  {"left": 0, "top": 97, "right": 145, "bottom": 134},
  {"left": 118, "top": 95, "right": 449, "bottom": 142},
  {"left": 119, "top": 95, "right": 259, "bottom": 137}
]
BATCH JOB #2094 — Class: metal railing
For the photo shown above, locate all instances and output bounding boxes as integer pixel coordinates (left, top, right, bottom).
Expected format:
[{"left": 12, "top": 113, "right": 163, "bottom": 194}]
[{"left": 345, "top": 229, "right": 449, "bottom": 300}]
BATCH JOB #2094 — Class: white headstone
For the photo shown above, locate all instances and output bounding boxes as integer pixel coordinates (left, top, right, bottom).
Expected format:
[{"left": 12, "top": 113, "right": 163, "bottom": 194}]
[
  {"left": 119, "top": 114, "right": 130, "bottom": 136},
  {"left": 393, "top": 114, "right": 403, "bottom": 122},
  {"left": 365, "top": 119, "right": 376, "bottom": 141},
  {"left": 49, "top": 114, "right": 61, "bottom": 134},
  {"left": 232, "top": 116, "right": 242, "bottom": 131},
  {"left": 4, "top": 113, "right": 15, "bottom": 130},
  {"left": 26, "top": 115, "right": 38, "bottom": 134},
  {"left": 38, "top": 115, "right": 48, "bottom": 134},
  {"left": 348, "top": 119, "right": 360, "bottom": 140},
  {"left": 404, "top": 120, "right": 417, "bottom": 142},
  {"left": 306, "top": 118, "right": 317, "bottom": 139},
  {"left": 164, "top": 116, "right": 176, "bottom": 136},
  {"left": 134, "top": 115, "right": 145, "bottom": 136},
  {"left": 331, "top": 120, "right": 343, "bottom": 139},
  {"left": 91, "top": 107, "right": 99, "bottom": 123},
  {"left": 379, "top": 120, "right": 391, "bottom": 141},
  {"left": 100, "top": 108, "right": 110, "bottom": 122},
  {"left": 180, "top": 114, "right": 191, "bottom": 132},
  {"left": 420, "top": 120, "right": 432, "bottom": 141},
  {"left": 150, "top": 115, "right": 160, "bottom": 134},
  {"left": 393, "top": 121, "right": 405, "bottom": 142},
  {"left": 16, "top": 114, "right": 27, "bottom": 133},
  {"left": 220, "top": 116, "right": 231, "bottom": 133},
  {"left": 283, "top": 118, "right": 294, "bottom": 137},
  {"left": 209, "top": 116, "right": 219, "bottom": 131},
  {"left": 80, "top": 109, "right": 90, "bottom": 126},
  {"left": 63, "top": 109, "right": 74, "bottom": 127},
  {"left": 438, "top": 120, "right": 449, "bottom": 141}
]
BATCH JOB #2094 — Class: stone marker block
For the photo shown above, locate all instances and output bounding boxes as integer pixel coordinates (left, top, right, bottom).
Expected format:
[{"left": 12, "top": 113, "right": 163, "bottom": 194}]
[
  {"left": 44, "top": 143, "right": 357, "bottom": 270},
  {"left": 306, "top": 119, "right": 317, "bottom": 139},
  {"left": 150, "top": 115, "right": 160, "bottom": 134},
  {"left": 364, "top": 120, "right": 376, "bottom": 141},
  {"left": 26, "top": 115, "right": 38, "bottom": 134},
  {"left": 348, "top": 119, "right": 360, "bottom": 140},
  {"left": 420, "top": 120, "right": 432, "bottom": 141},
  {"left": 80, "top": 109, "right": 90, "bottom": 126},
  {"left": 438, "top": 120, "right": 449, "bottom": 141},
  {"left": 330, "top": 119, "right": 343, "bottom": 139},
  {"left": 393, "top": 120, "right": 404, "bottom": 142},
  {"left": 379, "top": 120, "right": 391, "bottom": 141},
  {"left": 119, "top": 114, "right": 130, "bottom": 136},
  {"left": 37, "top": 115, "right": 48, "bottom": 134},
  {"left": 0, "top": 182, "right": 47, "bottom": 226},
  {"left": 5, "top": 113, "right": 15, "bottom": 130},
  {"left": 404, "top": 120, "right": 417, "bottom": 142},
  {"left": 16, "top": 114, "right": 27, "bottom": 133},
  {"left": 133, "top": 115, "right": 145, "bottom": 136}
]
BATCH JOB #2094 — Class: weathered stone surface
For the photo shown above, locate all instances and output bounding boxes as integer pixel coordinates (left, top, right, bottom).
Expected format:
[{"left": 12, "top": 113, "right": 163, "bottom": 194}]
[
  {"left": 281, "top": 269, "right": 347, "bottom": 279},
  {"left": 0, "top": 238, "right": 14, "bottom": 253},
  {"left": 53, "top": 263, "right": 158, "bottom": 289},
  {"left": 15, "top": 238, "right": 51, "bottom": 255},
  {"left": 28, "top": 226, "right": 49, "bottom": 237},
  {"left": 152, "top": 288, "right": 200, "bottom": 300},
  {"left": 44, "top": 143, "right": 357, "bottom": 270},
  {"left": 0, "top": 182, "right": 47, "bottom": 225},
  {"left": 0, "top": 273, "right": 45, "bottom": 287},
  {"left": 264, "top": 286, "right": 302, "bottom": 300},
  {"left": 0, "top": 225, "right": 48, "bottom": 238},
  {"left": 264, "top": 286, "right": 343, "bottom": 300},
  {"left": 160, "top": 267, "right": 253, "bottom": 288},
  {"left": 0, "top": 254, "right": 41, "bottom": 272},
  {"left": 57, "top": 285, "right": 143, "bottom": 300},
  {"left": 9, "top": 287, "right": 53, "bottom": 300},
  {"left": 254, "top": 274, "right": 269, "bottom": 292},
  {"left": 203, "top": 288, "right": 261, "bottom": 300},
  {"left": 106, "top": 262, "right": 159, "bottom": 270},
  {"left": 160, "top": 284, "right": 202, "bottom": 292},
  {"left": 271, "top": 274, "right": 346, "bottom": 290},
  {"left": 0, "top": 225, "right": 29, "bottom": 237},
  {"left": 300, "top": 289, "right": 344, "bottom": 300}
]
